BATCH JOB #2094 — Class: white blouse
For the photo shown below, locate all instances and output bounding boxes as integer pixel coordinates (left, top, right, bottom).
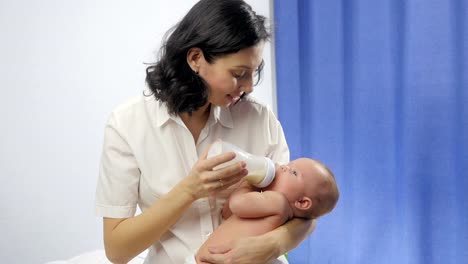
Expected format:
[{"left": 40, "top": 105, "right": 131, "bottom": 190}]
[{"left": 95, "top": 94, "right": 289, "bottom": 264}]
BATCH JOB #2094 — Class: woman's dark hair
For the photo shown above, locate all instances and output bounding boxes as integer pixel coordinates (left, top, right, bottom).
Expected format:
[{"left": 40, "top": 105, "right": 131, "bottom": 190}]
[{"left": 145, "top": 0, "right": 271, "bottom": 115}]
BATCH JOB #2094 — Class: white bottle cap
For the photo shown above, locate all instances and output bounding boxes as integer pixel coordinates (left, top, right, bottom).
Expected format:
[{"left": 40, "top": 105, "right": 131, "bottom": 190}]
[{"left": 254, "top": 158, "right": 276, "bottom": 188}]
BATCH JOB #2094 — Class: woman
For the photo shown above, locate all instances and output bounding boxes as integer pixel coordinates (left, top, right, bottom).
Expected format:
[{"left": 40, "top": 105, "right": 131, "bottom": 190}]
[{"left": 95, "top": 0, "right": 316, "bottom": 263}]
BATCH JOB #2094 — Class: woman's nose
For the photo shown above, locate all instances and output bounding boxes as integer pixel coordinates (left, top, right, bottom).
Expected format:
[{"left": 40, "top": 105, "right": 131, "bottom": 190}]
[
  {"left": 242, "top": 82, "right": 253, "bottom": 94},
  {"left": 239, "top": 75, "right": 254, "bottom": 94}
]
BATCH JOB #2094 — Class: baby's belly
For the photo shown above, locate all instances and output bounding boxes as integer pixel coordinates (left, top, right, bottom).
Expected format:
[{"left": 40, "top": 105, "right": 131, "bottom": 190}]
[{"left": 196, "top": 215, "right": 284, "bottom": 262}]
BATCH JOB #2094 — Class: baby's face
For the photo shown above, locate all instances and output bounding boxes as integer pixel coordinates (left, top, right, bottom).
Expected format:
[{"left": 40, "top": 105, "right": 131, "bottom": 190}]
[{"left": 267, "top": 158, "right": 325, "bottom": 202}]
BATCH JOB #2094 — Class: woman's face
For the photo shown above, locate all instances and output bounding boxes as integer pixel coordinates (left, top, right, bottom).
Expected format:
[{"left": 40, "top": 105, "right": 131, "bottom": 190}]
[{"left": 198, "top": 42, "right": 265, "bottom": 107}]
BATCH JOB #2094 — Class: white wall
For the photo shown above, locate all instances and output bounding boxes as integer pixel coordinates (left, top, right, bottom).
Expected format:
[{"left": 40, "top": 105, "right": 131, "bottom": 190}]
[{"left": 0, "top": 1, "right": 274, "bottom": 263}]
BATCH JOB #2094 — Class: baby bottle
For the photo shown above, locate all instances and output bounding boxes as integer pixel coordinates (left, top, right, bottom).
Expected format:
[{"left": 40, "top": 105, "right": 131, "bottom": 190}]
[{"left": 207, "top": 140, "right": 276, "bottom": 188}]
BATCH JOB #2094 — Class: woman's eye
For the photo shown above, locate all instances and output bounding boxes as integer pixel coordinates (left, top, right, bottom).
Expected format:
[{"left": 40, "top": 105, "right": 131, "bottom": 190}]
[{"left": 232, "top": 71, "right": 247, "bottom": 79}]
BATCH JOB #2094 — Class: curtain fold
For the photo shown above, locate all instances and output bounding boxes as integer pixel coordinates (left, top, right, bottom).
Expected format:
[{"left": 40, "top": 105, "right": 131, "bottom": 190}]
[{"left": 274, "top": 0, "right": 467, "bottom": 263}]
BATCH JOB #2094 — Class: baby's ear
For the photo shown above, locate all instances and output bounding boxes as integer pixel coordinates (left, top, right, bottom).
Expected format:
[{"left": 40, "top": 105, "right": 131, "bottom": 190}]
[{"left": 294, "top": 196, "right": 312, "bottom": 210}]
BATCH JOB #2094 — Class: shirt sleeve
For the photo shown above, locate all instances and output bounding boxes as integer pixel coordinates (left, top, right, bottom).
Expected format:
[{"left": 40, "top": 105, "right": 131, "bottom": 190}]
[
  {"left": 95, "top": 113, "right": 140, "bottom": 218},
  {"left": 265, "top": 108, "right": 290, "bottom": 164}
]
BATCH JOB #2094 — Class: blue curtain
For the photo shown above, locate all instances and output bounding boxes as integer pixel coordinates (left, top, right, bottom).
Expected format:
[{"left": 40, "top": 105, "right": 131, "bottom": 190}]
[{"left": 274, "top": 0, "right": 467, "bottom": 263}]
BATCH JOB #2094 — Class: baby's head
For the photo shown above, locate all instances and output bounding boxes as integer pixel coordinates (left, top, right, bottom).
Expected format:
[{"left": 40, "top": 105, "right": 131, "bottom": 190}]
[{"left": 268, "top": 158, "right": 339, "bottom": 219}]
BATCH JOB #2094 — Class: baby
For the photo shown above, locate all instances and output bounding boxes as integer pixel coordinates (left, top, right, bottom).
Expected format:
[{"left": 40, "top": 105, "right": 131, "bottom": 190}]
[{"left": 192, "top": 158, "right": 340, "bottom": 264}]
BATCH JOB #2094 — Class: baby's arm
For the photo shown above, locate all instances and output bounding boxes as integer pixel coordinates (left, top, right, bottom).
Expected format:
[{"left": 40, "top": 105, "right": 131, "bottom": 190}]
[
  {"left": 229, "top": 190, "right": 293, "bottom": 219},
  {"left": 221, "top": 180, "right": 255, "bottom": 219}
]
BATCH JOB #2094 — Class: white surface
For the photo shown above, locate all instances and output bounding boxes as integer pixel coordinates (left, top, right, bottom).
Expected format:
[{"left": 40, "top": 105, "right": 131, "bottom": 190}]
[{"left": 0, "top": 1, "right": 275, "bottom": 263}]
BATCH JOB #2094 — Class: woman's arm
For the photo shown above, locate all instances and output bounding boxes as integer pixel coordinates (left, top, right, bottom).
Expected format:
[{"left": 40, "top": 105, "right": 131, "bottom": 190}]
[
  {"left": 103, "top": 151, "right": 247, "bottom": 264},
  {"left": 199, "top": 218, "right": 316, "bottom": 263},
  {"left": 268, "top": 217, "right": 317, "bottom": 256},
  {"left": 103, "top": 184, "right": 196, "bottom": 264}
]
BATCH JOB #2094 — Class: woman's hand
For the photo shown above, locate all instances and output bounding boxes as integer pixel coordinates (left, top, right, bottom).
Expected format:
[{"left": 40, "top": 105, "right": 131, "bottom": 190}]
[
  {"left": 180, "top": 147, "right": 248, "bottom": 200},
  {"left": 198, "top": 235, "right": 280, "bottom": 264}
]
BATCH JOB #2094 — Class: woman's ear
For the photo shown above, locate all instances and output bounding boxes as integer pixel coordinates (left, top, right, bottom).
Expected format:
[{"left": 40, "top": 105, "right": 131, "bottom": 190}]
[
  {"left": 187, "top": 47, "right": 203, "bottom": 73},
  {"left": 294, "top": 196, "right": 312, "bottom": 210}
]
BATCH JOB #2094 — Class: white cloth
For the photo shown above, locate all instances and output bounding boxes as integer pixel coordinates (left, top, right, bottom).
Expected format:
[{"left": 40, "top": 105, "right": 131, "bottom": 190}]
[
  {"left": 184, "top": 254, "right": 197, "bottom": 264},
  {"left": 95, "top": 94, "right": 289, "bottom": 264}
]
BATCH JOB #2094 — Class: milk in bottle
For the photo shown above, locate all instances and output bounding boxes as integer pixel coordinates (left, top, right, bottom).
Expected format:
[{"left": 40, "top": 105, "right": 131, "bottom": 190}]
[{"left": 207, "top": 140, "right": 276, "bottom": 188}]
